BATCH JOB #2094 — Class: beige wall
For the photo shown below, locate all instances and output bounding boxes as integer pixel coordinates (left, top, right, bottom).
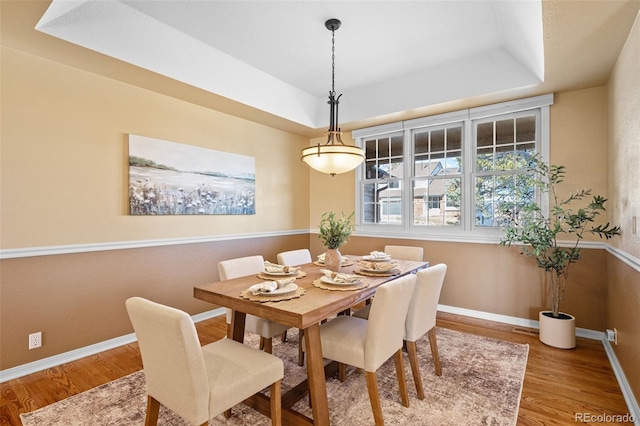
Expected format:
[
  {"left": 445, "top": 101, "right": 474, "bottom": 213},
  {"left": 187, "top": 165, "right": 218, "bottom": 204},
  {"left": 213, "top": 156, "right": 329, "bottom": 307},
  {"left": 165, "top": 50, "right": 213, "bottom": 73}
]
[
  {"left": 607, "top": 11, "right": 640, "bottom": 404},
  {"left": 1, "top": 47, "right": 310, "bottom": 249}
]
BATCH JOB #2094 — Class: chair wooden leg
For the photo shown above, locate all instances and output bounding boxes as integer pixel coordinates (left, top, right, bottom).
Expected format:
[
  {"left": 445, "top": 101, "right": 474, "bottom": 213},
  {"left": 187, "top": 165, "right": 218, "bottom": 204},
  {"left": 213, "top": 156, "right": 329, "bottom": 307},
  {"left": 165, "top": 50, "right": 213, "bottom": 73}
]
[
  {"left": 365, "top": 371, "right": 384, "bottom": 426},
  {"left": 393, "top": 349, "right": 410, "bottom": 407},
  {"left": 264, "top": 337, "right": 273, "bottom": 354},
  {"left": 226, "top": 321, "right": 232, "bottom": 339},
  {"left": 224, "top": 409, "right": 232, "bottom": 418},
  {"left": 405, "top": 340, "right": 424, "bottom": 400},
  {"left": 338, "top": 363, "right": 347, "bottom": 382},
  {"left": 270, "top": 380, "right": 282, "bottom": 426},
  {"left": 281, "top": 330, "right": 288, "bottom": 343},
  {"left": 259, "top": 336, "right": 265, "bottom": 350},
  {"left": 428, "top": 327, "right": 442, "bottom": 376},
  {"left": 298, "top": 329, "right": 305, "bottom": 366},
  {"left": 144, "top": 396, "right": 160, "bottom": 426}
]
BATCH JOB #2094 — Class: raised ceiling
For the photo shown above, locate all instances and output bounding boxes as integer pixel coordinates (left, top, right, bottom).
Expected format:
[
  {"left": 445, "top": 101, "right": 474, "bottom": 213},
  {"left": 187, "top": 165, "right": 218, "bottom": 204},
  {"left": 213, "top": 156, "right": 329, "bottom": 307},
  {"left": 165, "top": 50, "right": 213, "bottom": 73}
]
[{"left": 21, "top": 1, "right": 640, "bottom": 135}]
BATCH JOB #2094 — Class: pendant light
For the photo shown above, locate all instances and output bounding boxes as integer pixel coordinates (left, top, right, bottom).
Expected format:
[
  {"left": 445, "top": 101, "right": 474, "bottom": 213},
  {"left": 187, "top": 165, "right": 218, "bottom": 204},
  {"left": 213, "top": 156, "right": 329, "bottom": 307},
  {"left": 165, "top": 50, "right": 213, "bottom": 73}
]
[{"left": 301, "top": 18, "right": 365, "bottom": 176}]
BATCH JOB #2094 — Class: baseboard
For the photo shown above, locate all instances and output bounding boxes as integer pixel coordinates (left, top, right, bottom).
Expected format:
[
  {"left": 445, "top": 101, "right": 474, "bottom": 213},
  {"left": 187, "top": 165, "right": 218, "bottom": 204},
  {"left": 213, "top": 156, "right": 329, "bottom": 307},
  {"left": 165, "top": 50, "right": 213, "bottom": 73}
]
[
  {"left": 0, "top": 308, "right": 225, "bottom": 383},
  {"left": 437, "top": 304, "right": 605, "bottom": 340},
  {"left": 602, "top": 339, "right": 640, "bottom": 426}
]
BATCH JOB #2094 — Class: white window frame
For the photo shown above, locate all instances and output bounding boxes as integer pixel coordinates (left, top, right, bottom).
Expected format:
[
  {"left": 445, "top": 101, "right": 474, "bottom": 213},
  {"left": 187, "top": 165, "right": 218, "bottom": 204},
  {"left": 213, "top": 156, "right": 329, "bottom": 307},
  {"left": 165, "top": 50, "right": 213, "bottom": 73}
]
[{"left": 352, "top": 94, "right": 553, "bottom": 243}]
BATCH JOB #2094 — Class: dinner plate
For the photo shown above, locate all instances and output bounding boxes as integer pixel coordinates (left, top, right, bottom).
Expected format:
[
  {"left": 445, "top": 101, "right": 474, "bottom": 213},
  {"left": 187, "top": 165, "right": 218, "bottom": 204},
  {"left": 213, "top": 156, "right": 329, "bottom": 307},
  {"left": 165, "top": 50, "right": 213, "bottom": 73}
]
[
  {"left": 361, "top": 255, "right": 392, "bottom": 262},
  {"left": 250, "top": 282, "right": 298, "bottom": 296},
  {"left": 320, "top": 276, "right": 363, "bottom": 286},
  {"left": 262, "top": 270, "right": 298, "bottom": 276}
]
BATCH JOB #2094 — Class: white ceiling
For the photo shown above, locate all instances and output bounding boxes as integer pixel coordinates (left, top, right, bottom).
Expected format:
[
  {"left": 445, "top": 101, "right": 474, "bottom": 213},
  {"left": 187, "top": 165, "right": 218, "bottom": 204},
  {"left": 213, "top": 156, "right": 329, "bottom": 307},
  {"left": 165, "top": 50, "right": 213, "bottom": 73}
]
[
  {"left": 30, "top": 1, "right": 639, "bottom": 135},
  {"left": 35, "top": 0, "right": 545, "bottom": 130}
]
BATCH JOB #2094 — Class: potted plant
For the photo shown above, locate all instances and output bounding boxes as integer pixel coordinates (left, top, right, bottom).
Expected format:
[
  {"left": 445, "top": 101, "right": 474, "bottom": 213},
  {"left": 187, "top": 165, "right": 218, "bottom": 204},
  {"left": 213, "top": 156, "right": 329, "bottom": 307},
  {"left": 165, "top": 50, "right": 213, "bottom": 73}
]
[
  {"left": 318, "top": 211, "right": 355, "bottom": 272},
  {"left": 499, "top": 156, "right": 620, "bottom": 349}
]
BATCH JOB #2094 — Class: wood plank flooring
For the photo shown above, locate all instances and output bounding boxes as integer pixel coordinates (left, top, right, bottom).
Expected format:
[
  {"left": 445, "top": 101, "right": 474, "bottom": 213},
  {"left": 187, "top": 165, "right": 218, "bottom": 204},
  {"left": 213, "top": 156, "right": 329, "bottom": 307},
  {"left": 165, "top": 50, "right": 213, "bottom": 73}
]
[{"left": 1, "top": 312, "right": 632, "bottom": 425}]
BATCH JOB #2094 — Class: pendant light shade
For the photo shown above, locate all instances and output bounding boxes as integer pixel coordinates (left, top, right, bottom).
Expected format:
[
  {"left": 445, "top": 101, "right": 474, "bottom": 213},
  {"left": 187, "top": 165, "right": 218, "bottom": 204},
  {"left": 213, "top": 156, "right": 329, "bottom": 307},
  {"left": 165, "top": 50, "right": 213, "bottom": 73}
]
[{"left": 301, "top": 19, "right": 365, "bottom": 176}]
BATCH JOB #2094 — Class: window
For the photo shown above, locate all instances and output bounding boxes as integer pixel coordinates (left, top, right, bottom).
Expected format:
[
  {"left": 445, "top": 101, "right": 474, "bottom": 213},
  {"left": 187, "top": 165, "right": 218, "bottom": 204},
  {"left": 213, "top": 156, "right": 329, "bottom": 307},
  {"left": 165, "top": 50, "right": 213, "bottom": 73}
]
[{"left": 353, "top": 95, "right": 552, "bottom": 241}]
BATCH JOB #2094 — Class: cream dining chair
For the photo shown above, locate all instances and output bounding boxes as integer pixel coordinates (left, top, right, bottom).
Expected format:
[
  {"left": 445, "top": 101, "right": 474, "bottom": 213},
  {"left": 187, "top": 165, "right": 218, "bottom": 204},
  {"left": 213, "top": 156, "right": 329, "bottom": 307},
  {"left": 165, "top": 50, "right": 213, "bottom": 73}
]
[
  {"left": 383, "top": 245, "right": 424, "bottom": 261},
  {"left": 125, "top": 297, "right": 283, "bottom": 426},
  {"left": 276, "top": 248, "right": 312, "bottom": 266},
  {"left": 307, "top": 273, "right": 417, "bottom": 426},
  {"left": 353, "top": 264, "right": 447, "bottom": 400},
  {"left": 276, "top": 248, "right": 312, "bottom": 365},
  {"left": 218, "top": 255, "right": 290, "bottom": 353}
]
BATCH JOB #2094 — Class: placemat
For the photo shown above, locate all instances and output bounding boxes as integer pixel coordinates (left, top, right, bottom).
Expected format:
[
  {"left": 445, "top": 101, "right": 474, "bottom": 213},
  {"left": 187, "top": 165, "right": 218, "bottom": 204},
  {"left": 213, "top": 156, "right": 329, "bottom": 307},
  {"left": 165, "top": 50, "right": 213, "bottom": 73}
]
[
  {"left": 353, "top": 268, "right": 400, "bottom": 277},
  {"left": 313, "top": 259, "right": 354, "bottom": 267},
  {"left": 312, "top": 279, "right": 368, "bottom": 291},
  {"left": 256, "top": 270, "right": 307, "bottom": 280},
  {"left": 240, "top": 287, "right": 305, "bottom": 302}
]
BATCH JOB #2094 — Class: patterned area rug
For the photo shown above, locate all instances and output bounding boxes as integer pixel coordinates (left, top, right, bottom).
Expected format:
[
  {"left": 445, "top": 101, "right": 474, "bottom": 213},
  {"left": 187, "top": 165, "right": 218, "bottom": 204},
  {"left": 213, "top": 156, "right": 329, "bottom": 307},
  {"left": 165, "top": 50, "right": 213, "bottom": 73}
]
[{"left": 21, "top": 327, "right": 528, "bottom": 426}]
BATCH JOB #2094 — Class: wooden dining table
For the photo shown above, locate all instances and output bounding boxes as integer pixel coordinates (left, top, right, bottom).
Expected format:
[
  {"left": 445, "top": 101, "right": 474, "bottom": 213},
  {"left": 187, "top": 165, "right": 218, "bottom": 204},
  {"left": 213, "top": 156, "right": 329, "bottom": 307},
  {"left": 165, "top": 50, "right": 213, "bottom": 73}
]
[{"left": 193, "top": 255, "right": 428, "bottom": 426}]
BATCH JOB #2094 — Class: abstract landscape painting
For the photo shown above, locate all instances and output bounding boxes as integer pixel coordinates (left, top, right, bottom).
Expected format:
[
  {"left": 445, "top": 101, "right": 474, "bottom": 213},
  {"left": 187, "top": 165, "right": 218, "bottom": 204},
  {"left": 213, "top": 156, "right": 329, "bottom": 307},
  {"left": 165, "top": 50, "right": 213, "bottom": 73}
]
[{"left": 128, "top": 135, "right": 255, "bottom": 215}]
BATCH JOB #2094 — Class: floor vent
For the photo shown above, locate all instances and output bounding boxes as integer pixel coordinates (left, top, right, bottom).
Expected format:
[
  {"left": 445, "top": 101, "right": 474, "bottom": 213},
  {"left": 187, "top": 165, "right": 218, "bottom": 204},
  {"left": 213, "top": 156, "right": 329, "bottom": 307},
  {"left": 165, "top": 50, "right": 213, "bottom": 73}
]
[{"left": 512, "top": 327, "right": 539, "bottom": 336}]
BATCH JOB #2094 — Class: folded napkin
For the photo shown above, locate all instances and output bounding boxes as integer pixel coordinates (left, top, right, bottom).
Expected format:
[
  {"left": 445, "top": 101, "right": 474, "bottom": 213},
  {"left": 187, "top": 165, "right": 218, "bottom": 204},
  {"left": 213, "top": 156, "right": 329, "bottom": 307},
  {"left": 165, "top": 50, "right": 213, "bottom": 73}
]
[
  {"left": 369, "top": 251, "right": 390, "bottom": 259},
  {"left": 249, "top": 277, "right": 296, "bottom": 294},
  {"left": 321, "top": 269, "right": 363, "bottom": 284},
  {"left": 264, "top": 261, "right": 300, "bottom": 274},
  {"left": 357, "top": 260, "right": 396, "bottom": 271}
]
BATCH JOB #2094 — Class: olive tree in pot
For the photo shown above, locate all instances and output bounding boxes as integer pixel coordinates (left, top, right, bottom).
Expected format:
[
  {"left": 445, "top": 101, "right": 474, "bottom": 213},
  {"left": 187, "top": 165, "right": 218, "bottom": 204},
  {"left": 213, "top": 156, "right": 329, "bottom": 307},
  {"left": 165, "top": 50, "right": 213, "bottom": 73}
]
[
  {"left": 500, "top": 156, "right": 620, "bottom": 349},
  {"left": 318, "top": 211, "right": 354, "bottom": 272}
]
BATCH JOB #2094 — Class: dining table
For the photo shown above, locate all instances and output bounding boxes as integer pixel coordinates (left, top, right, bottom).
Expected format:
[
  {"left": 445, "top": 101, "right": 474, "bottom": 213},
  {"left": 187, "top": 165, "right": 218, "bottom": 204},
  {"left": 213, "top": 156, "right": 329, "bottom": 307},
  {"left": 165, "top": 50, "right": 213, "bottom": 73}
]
[{"left": 193, "top": 254, "right": 429, "bottom": 426}]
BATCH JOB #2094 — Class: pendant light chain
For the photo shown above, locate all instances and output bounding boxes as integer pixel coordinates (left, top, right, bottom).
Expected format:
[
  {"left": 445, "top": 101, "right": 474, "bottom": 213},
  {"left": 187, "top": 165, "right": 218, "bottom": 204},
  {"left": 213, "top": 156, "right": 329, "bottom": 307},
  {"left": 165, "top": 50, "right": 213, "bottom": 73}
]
[{"left": 331, "top": 27, "right": 336, "bottom": 96}]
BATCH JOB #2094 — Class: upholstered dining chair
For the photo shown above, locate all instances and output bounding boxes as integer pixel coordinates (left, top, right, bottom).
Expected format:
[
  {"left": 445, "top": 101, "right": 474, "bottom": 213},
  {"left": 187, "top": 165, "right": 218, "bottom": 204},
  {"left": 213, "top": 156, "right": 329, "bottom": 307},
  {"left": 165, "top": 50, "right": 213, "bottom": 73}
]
[
  {"left": 383, "top": 245, "right": 424, "bottom": 261},
  {"left": 218, "top": 255, "right": 290, "bottom": 354},
  {"left": 353, "top": 264, "right": 447, "bottom": 400},
  {"left": 125, "top": 297, "right": 283, "bottom": 426},
  {"left": 276, "top": 248, "right": 312, "bottom": 266},
  {"left": 276, "top": 249, "right": 312, "bottom": 366},
  {"left": 308, "top": 273, "right": 417, "bottom": 426}
]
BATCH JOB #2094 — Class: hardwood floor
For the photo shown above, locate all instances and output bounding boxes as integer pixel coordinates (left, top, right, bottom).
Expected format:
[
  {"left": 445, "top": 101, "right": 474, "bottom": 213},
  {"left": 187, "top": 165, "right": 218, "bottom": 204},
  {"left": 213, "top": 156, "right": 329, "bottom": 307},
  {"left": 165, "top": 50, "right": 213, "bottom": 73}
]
[{"left": 1, "top": 312, "right": 632, "bottom": 425}]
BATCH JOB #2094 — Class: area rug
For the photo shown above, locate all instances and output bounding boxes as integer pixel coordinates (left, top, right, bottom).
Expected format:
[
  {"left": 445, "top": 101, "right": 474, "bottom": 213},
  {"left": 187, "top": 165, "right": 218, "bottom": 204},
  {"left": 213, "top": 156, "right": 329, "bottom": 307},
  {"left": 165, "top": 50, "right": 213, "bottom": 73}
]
[{"left": 20, "top": 327, "right": 528, "bottom": 426}]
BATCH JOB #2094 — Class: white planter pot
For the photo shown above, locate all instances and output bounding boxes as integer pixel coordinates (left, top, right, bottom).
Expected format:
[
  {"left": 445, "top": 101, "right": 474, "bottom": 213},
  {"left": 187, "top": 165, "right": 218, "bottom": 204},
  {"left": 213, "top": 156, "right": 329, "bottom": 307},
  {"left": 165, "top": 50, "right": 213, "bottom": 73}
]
[{"left": 539, "top": 311, "right": 576, "bottom": 349}]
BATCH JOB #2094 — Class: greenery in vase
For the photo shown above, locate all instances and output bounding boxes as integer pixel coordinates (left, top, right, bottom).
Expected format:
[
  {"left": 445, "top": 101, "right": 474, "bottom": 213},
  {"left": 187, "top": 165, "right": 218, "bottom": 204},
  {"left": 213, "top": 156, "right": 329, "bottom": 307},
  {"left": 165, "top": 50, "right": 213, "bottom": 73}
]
[
  {"left": 318, "top": 211, "right": 355, "bottom": 249},
  {"left": 499, "top": 156, "right": 620, "bottom": 318}
]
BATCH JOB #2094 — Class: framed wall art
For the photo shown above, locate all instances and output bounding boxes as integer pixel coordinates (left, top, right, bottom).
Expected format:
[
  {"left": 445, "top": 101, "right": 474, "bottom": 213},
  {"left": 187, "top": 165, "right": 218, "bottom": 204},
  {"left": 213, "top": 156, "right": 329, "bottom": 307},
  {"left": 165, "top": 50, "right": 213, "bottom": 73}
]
[{"left": 128, "top": 134, "right": 255, "bottom": 215}]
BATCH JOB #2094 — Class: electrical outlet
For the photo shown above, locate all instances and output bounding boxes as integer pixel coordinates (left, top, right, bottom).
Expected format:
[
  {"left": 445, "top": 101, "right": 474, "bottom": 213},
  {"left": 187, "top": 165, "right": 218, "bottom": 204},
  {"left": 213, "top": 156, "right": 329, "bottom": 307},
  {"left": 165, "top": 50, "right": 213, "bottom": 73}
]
[
  {"left": 606, "top": 328, "right": 618, "bottom": 345},
  {"left": 29, "top": 332, "right": 42, "bottom": 349}
]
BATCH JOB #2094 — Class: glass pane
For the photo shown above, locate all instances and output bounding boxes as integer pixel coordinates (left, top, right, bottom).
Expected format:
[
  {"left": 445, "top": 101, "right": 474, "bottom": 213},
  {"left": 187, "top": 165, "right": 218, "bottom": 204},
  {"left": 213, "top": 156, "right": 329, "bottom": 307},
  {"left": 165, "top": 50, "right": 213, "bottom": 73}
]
[
  {"left": 476, "top": 148, "right": 494, "bottom": 171},
  {"left": 363, "top": 181, "right": 402, "bottom": 224},
  {"left": 414, "top": 132, "right": 429, "bottom": 155},
  {"left": 365, "top": 139, "right": 377, "bottom": 160},
  {"left": 495, "top": 147, "right": 514, "bottom": 171},
  {"left": 447, "top": 127, "right": 462, "bottom": 150},
  {"left": 496, "top": 119, "right": 514, "bottom": 145},
  {"left": 390, "top": 135, "right": 404, "bottom": 157},
  {"left": 378, "top": 137, "right": 390, "bottom": 158},
  {"left": 477, "top": 122, "right": 494, "bottom": 147},
  {"left": 514, "top": 143, "right": 536, "bottom": 169},
  {"left": 431, "top": 129, "right": 445, "bottom": 152},
  {"left": 475, "top": 175, "right": 495, "bottom": 227},
  {"left": 516, "top": 115, "right": 536, "bottom": 142},
  {"left": 365, "top": 160, "right": 378, "bottom": 179},
  {"left": 446, "top": 150, "right": 462, "bottom": 174},
  {"left": 389, "top": 156, "right": 403, "bottom": 178}
]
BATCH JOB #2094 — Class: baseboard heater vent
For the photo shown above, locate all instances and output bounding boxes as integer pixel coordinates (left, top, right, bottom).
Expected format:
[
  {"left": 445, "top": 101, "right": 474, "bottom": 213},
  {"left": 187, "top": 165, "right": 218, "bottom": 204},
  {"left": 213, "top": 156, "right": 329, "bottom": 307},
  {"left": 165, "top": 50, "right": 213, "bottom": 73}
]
[{"left": 512, "top": 327, "right": 539, "bottom": 336}]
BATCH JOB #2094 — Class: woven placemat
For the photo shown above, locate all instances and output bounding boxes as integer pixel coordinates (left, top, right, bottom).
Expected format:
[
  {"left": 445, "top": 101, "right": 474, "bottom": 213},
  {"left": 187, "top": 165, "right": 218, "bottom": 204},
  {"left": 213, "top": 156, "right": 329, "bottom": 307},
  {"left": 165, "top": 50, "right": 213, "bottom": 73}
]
[
  {"left": 240, "top": 287, "right": 305, "bottom": 302},
  {"left": 312, "top": 279, "right": 368, "bottom": 291},
  {"left": 257, "top": 270, "right": 307, "bottom": 280},
  {"left": 353, "top": 268, "right": 400, "bottom": 277},
  {"left": 313, "top": 259, "right": 354, "bottom": 267}
]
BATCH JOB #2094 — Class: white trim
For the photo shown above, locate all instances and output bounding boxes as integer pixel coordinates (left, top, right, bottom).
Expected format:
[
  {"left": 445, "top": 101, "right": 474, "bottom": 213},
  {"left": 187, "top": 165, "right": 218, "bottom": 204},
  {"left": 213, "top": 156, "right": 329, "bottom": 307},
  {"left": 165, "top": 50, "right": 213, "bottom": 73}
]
[
  {"left": 602, "top": 339, "right": 640, "bottom": 425},
  {"left": 606, "top": 244, "right": 640, "bottom": 273},
  {"left": 0, "top": 308, "right": 225, "bottom": 383},
  {"left": 0, "top": 229, "right": 309, "bottom": 259},
  {"left": 468, "top": 93, "right": 554, "bottom": 119},
  {"left": 437, "top": 304, "right": 604, "bottom": 340},
  {"left": 351, "top": 122, "right": 403, "bottom": 139}
]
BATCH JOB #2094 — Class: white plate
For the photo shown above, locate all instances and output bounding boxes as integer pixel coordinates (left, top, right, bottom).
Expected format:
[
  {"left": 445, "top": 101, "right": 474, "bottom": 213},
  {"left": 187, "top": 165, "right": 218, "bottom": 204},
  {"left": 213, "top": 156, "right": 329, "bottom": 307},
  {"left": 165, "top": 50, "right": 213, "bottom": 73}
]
[
  {"left": 262, "top": 270, "right": 298, "bottom": 276},
  {"left": 251, "top": 282, "right": 298, "bottom": 296},
  {"left": 320, "top": 276, "right": 363, "bottom": 286},
  {"left": 361, "top": 255, "right": 392, "bottom": 262}
]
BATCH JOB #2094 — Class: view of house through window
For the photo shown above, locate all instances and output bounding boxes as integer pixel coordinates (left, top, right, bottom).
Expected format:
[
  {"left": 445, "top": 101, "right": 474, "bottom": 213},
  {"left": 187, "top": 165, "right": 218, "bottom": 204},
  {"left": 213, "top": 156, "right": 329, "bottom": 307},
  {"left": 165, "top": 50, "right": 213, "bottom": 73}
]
[{"left": 352, "top": 95, "right": 552, "bottom": 238}]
